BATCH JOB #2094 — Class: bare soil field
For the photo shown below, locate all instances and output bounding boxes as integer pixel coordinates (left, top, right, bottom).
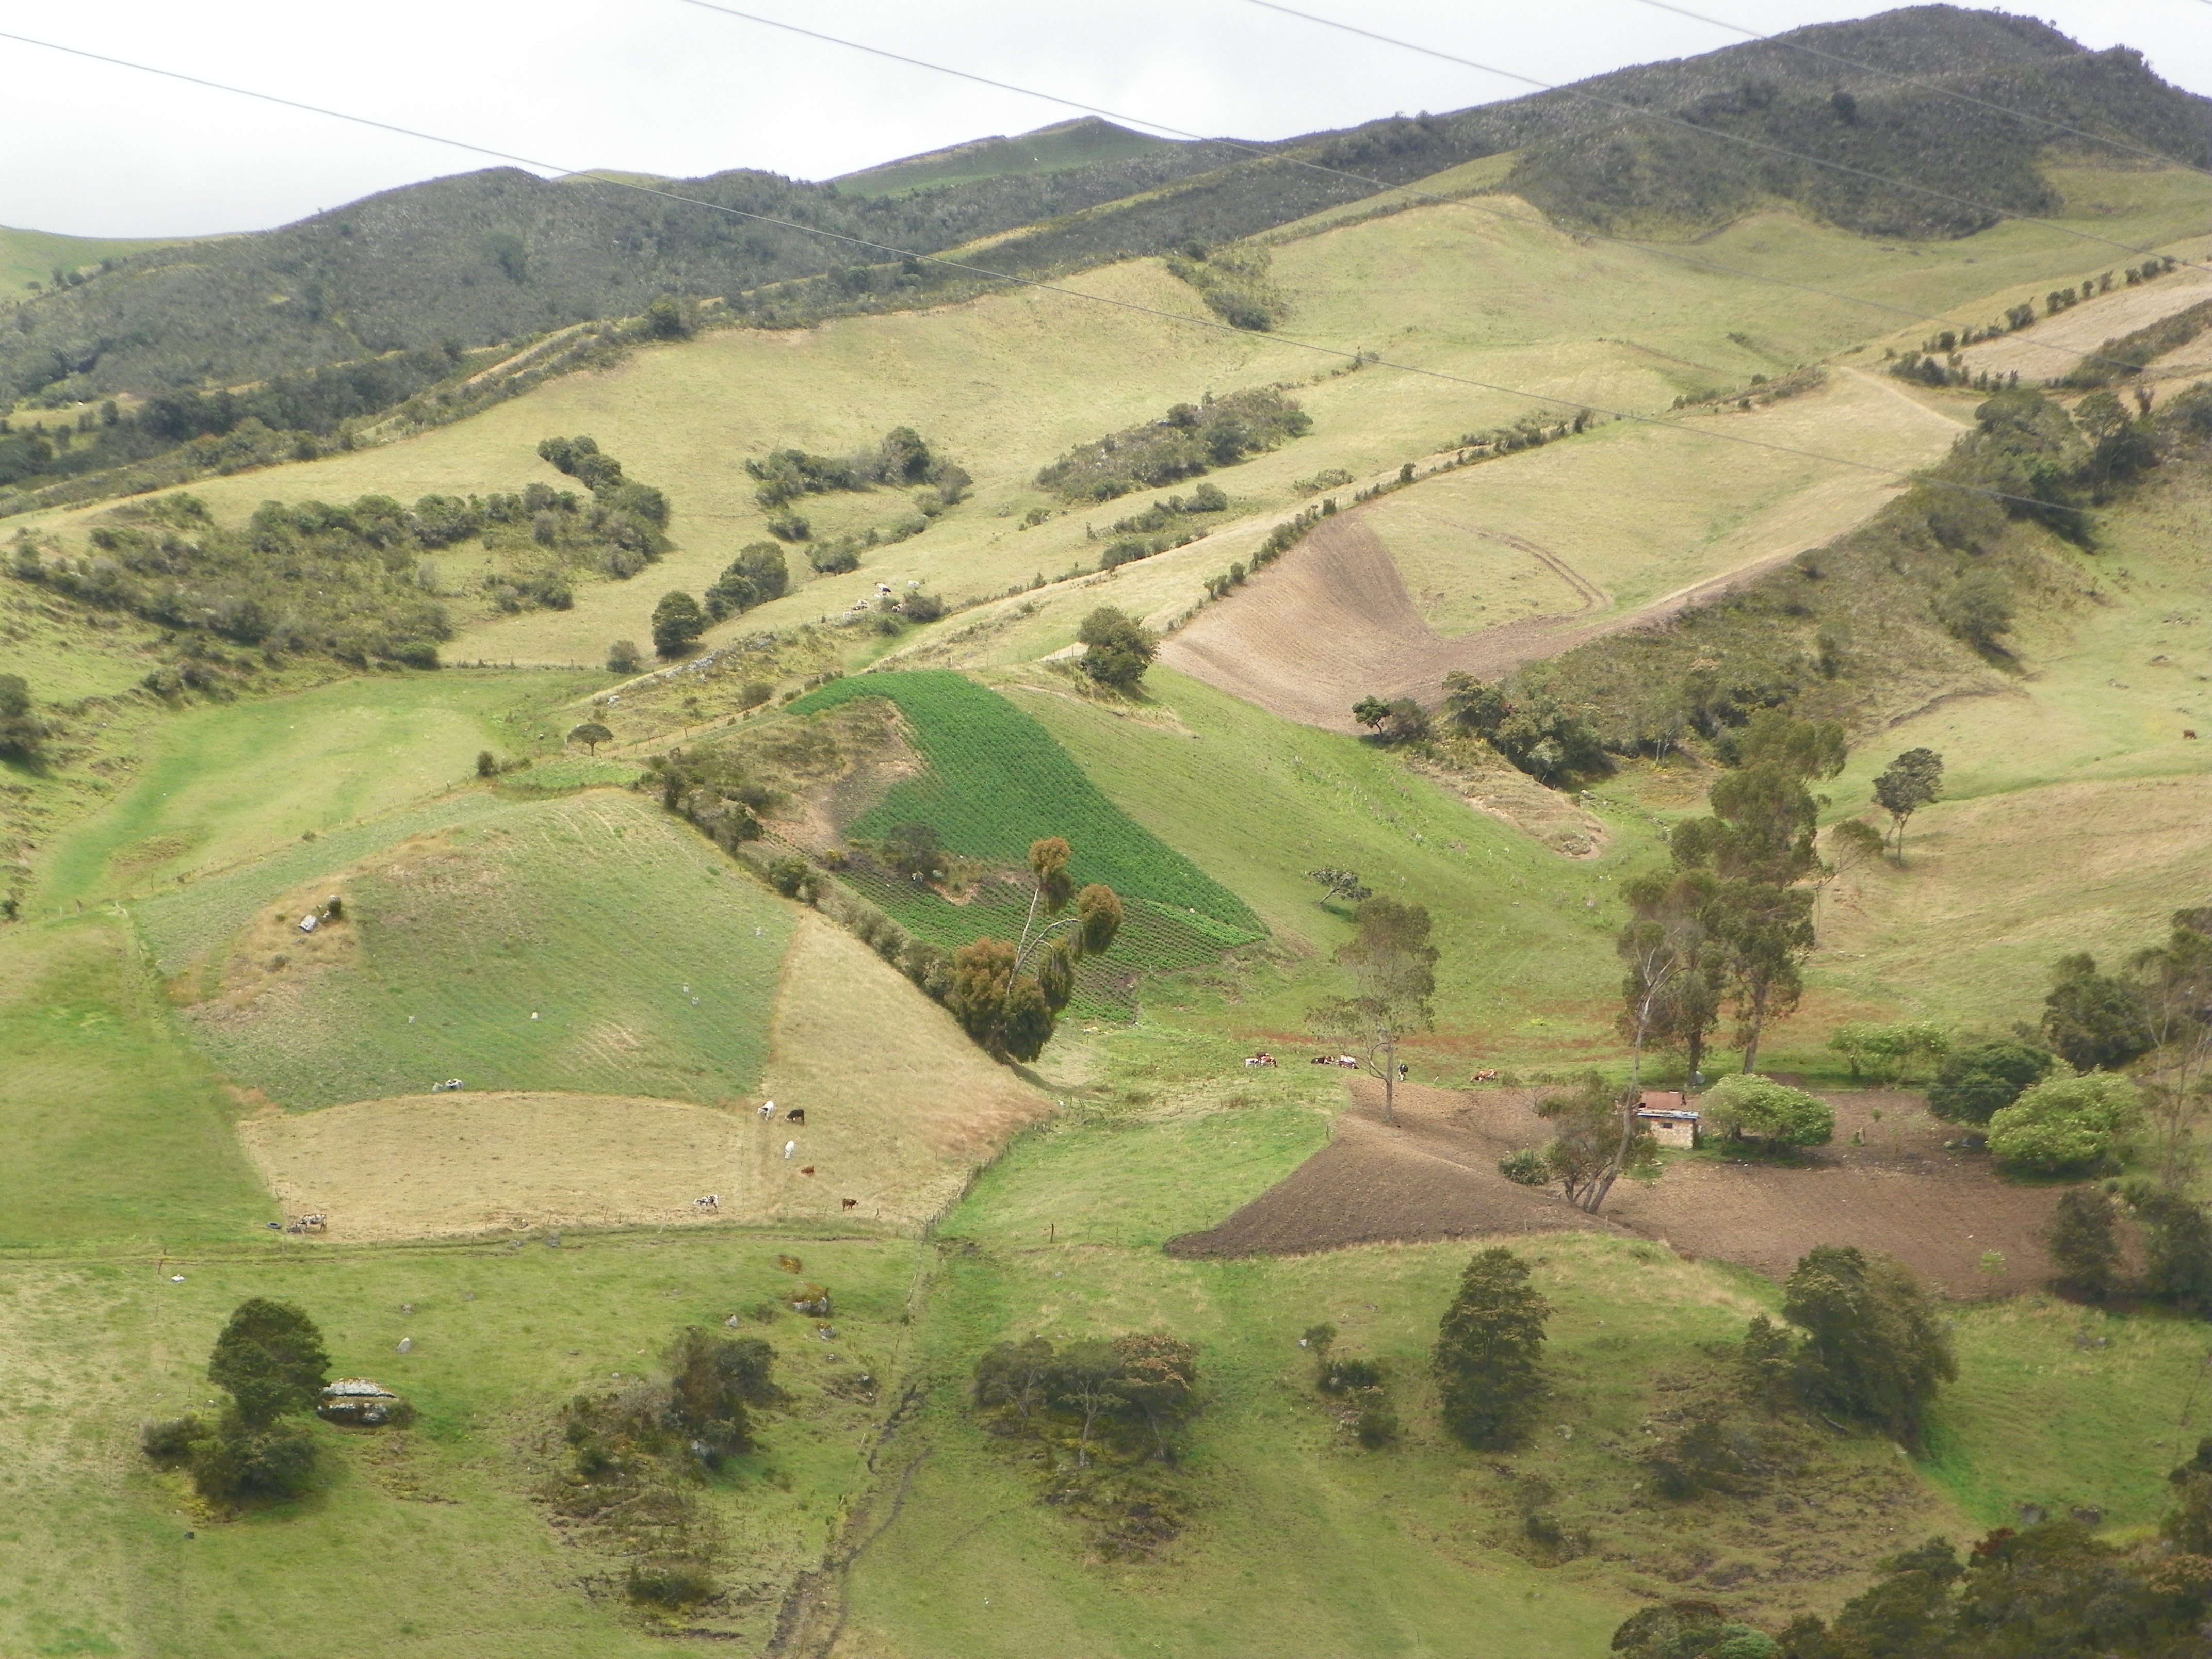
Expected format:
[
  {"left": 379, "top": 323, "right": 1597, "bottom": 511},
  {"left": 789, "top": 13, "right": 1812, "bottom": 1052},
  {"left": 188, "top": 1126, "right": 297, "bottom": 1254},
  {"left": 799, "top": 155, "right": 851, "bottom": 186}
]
[
  {"left": 1169, "top": 1080, "right": 2061, "bottom": 1296},
  {"left": 237, "top": 916, "right": 1051, "bottom": 1239}
]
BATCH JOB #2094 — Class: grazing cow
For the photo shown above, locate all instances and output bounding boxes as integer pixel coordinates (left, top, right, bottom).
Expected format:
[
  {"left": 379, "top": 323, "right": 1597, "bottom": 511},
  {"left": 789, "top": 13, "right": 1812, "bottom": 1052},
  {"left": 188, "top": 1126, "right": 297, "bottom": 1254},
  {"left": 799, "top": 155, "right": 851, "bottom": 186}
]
[
  {"left": 1471, "top": 1069, "right": 1501, "bottom": 1083},
  {"left": 841, "top": 1198, "right": 858, "bottom": 1211},
  {"left": 758, "top": 1101, "right": 776, "bottom": 1119},
  {"left": 783, "top": 1140, "right": 796, "bottom": 1160},
  {"left": 786, "top": 1108, "right": 806, "bottom": 1124},
  {"left": 800, "top": 1166, "right": 816, "bottom": 1176},
  {"left": 693, "top": 1195, "right": 719, "bottom": 1210},
  {"left": 298, "top": 1213, "right": 327, "bottom": 1230}
]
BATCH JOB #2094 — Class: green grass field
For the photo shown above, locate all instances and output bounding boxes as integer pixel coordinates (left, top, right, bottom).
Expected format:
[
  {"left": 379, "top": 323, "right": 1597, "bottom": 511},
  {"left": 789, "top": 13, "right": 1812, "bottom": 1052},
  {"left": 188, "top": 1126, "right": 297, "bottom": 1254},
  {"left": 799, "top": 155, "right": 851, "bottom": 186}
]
[
  {"left": 1012, "top": 669, "right": 1657, "bottom": 1066},
  {"left": 0, "top": 1230, "right": 916, "bottom": 1659},
  {"left": 150, "top": 790, "right": 792, "bottom": 1110},
  {"left": 33, "top": 670, "right": 605, "bottom": 914},
  {"left": 0, "top": 918, "right": 270, "bottom": 1248},
  {"left": 0, "top": 223, "right": 182, "bottom": 304}
]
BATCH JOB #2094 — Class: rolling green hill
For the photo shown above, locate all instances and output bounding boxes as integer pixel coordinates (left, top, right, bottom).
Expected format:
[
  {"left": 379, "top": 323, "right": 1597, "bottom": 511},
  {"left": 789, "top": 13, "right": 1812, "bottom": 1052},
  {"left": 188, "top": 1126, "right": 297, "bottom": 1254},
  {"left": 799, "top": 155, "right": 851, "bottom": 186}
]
[
  {"left": 834, "top": 117, "right": 1179, "bottom": 197},
  {"left": 4, "top": 13, "right": 2212, "bottom": 1656},
  {"left": 141, "top": 790, "right": 792, "bottom": 1109},
  {"left": 0, "top": 222, "right": 182, "bottom": 302}
]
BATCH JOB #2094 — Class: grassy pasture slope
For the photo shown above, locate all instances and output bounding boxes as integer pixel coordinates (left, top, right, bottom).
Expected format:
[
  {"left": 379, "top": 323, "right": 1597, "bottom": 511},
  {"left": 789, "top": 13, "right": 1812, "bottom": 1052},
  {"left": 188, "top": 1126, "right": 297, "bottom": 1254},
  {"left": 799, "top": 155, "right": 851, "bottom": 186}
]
[
  {"left": 0, "top": 919, "right": 269, "bottom": 1247},
  {"left": 34, "top": 670, "right": 603, "bottom": 913},
  {"left": 0, "top": 1232, "right": 915, "bottom": 1659},
  {"left": 157, "top": 791, "right": 791, "bottom": 1110},
  {"left": 24, "top": 167, "right": 2204, "bottom": 674},
  {"left": 1362, "top": 368, "right": 1968, "bottom": 632},
  {"left": 1015, "top": 669, "right": 1653, "bottom": 1064},
  {"left": 1811, "top": 470, "right": 2212, "bottom": 1029},
  {"left": 0, "top": 223, "right": 181, "bottom": 300}
]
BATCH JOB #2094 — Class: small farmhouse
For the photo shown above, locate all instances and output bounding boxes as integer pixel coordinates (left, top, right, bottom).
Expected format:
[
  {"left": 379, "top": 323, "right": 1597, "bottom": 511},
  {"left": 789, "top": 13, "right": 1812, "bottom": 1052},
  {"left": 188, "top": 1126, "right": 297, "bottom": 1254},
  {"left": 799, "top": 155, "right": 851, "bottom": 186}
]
[{"left": 1635, "top": 1089, "right": 1701, "bottom": 1149}]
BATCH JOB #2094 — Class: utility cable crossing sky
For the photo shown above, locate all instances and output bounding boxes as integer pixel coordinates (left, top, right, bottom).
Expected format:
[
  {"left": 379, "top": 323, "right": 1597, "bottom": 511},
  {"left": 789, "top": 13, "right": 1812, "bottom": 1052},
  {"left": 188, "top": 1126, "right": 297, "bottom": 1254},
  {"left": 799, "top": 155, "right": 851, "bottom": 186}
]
[{"left": 0, "top": 18, "right": 2194, "bottom": 523}]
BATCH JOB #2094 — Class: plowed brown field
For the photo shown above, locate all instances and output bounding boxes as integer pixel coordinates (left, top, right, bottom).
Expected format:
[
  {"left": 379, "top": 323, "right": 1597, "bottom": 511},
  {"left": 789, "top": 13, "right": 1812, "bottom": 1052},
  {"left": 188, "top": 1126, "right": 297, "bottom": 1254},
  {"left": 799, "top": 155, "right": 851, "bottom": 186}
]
[
  {"left": 1157, "top": 512, "right": 1809, "bottom": 733},
  {"left": 1169, "top": 1079, "right": 2062, "bottom": 1296}
]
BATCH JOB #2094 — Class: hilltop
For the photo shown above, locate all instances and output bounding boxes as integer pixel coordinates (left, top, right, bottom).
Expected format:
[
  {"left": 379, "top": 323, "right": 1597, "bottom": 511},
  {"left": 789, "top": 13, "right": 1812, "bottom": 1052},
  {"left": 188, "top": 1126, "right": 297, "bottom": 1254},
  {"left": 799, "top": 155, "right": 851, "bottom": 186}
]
[{"left": 3, "top": 4, "right": 2202, "bottom": 422}]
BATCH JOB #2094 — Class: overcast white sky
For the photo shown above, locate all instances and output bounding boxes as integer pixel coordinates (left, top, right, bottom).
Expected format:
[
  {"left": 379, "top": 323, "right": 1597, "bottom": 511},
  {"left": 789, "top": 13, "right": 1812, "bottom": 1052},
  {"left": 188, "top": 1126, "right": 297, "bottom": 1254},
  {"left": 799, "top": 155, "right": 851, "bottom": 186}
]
[{"left": 4, "top": 1, "right": 2206, "bottom": 239}]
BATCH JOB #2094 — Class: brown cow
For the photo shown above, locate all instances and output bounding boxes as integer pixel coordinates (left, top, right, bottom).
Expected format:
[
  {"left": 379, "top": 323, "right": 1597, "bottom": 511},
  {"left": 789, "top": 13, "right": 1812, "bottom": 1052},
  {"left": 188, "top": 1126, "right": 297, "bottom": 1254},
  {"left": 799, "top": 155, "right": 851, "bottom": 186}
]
[{"left": 840, "top": 1198, "right": 858, "bottom": 1211}]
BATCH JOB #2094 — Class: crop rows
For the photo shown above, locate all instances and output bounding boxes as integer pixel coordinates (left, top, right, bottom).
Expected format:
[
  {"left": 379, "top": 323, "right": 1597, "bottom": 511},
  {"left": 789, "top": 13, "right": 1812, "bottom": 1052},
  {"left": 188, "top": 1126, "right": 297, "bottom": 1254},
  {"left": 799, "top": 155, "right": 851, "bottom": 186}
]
[{"left": 788, "top": 671, "right": 1260, "bottom": 935}]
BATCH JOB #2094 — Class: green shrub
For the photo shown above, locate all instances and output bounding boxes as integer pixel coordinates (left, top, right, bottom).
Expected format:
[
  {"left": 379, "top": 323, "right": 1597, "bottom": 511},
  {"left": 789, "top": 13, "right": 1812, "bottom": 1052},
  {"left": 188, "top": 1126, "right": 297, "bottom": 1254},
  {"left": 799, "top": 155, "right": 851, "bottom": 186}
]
[
  {"left": 1699, "top": 1074, "right": 1833, "bottom": 1147},
  {"left": 189, "top": 1414, "right": 319, "bottom": 1501},
  {"left": 1988, "top": 1074, "right": 2140, "bottom": 1173},
  {"left": 1927, "top": 1038, "right": 2054, "bottom": 1125},
  {"left": 140, "top": 1413, "right": 205, "bottom": 1462},
  {"left": 1498, "top": 1148, "right": 1550, "bottom": 1186},
  {"left": 625, "top": 1564, "right": 717, "bottom": 1609}
]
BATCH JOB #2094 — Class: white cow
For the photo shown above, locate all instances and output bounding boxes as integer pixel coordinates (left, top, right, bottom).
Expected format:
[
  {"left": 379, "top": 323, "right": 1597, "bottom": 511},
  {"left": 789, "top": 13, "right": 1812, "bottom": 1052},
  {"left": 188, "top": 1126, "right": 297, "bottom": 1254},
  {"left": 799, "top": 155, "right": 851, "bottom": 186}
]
[{"left": 783, "top": 1140, "right": 796, "bottom": 1160}]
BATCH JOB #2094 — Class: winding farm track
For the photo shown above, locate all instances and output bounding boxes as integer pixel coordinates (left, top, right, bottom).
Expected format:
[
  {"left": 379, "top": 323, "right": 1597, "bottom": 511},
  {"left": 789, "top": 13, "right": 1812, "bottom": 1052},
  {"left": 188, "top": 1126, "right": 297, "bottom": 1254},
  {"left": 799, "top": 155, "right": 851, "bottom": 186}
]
[{"left": 1159, "top": 509, "right": 1815, "bottom": 734}]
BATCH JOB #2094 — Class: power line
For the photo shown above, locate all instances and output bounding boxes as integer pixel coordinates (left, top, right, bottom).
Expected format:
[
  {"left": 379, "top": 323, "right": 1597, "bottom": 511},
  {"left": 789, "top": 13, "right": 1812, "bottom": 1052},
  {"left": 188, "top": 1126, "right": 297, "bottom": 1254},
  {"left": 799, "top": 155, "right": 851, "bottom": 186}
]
[
  {"left": 676, "top": 1, "right": 2175, "bottom": 378},
  {"left": 0, "top": 25, "right": 2081, "bottom": 519},
  {"left": 1247, "top": 0, "right": 2212, "bottom": 276},
  {"left": 1629, "top": 0, "right": 2212, "bottom": 180}
]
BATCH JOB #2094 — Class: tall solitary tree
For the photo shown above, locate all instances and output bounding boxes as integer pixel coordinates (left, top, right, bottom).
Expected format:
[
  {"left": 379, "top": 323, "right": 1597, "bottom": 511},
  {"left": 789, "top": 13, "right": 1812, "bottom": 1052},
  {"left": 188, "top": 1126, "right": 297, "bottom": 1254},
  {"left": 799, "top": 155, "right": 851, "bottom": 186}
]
[
  {"left": 2041, "top": 1188, "right": 2121, "bottom": 1301},
  {"left": 1617, "top": 868, "right": 1718, "bottom": 1087},
  {"left": 1537, "top": 1071, "right": 1658, "bottom": 1213},
  {"left": 651, "top": 590, "right": 707, "bottom": 658},
  {"left": 1873, "top": 748, "right": 1944, "bottom": 861},
  {"left": 1434, "top": 1247, "right": 1552, "bottom": 1450},
  {"left": 1308, "top": 897, "right": 1437, "bottom": 1124},
  {"left": 567, "top": 721, "right": 613, "bottom": 755}
]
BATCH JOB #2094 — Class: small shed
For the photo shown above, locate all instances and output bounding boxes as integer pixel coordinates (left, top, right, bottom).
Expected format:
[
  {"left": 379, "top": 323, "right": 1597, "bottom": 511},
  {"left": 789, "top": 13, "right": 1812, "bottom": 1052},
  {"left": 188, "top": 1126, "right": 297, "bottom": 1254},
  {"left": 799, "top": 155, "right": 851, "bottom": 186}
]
[
  {"left": 318, "top": 1378, "right": 403, "bottom": 1425},
  {"left": 1635, "top": 1088, "right": 1701, "bottom": 1149}
]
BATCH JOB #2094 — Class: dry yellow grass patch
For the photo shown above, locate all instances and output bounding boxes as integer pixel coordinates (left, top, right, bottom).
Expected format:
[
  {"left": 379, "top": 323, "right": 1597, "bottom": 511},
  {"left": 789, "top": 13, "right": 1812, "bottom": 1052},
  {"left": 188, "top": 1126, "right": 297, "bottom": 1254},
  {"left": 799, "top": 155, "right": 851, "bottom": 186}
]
[
  {"left": 1958, "top": 268, "right": 2212, "bottom": 380},
  {"left": 753, "top": 915, "right": 1053, "bottom": 1221},
  {"left": 237, "top": 1091, "right": 765, "bottom": 1240},
  {"left": 236, "top": 914, "right": 1050, "bottom": 1239}
]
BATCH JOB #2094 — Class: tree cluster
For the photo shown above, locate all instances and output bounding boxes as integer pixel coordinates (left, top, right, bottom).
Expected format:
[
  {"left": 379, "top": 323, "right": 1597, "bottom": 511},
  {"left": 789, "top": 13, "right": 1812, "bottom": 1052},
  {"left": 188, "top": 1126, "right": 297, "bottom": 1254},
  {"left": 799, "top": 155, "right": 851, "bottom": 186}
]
[
  {"left": 646, "top": 746, "right": 776, "bottom": 853},
  {"left": 1615, "top": 711, "right": 1842, "bottom": 1080},
  {"left": 1439, "top": 669, "right": 1606, "bottom": 784},
  {"left": 141, "top": 1298, "right": 332, "bottom": 1504},
  {"left": 1035, "top": 388, "right": 1311, "bottom": 503},
  {"left": 946, "top": 837, "right": 1124, "bottom": 1062},
  {"left": 744, "top": 426, "right": 969, "bottom": 513}
]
